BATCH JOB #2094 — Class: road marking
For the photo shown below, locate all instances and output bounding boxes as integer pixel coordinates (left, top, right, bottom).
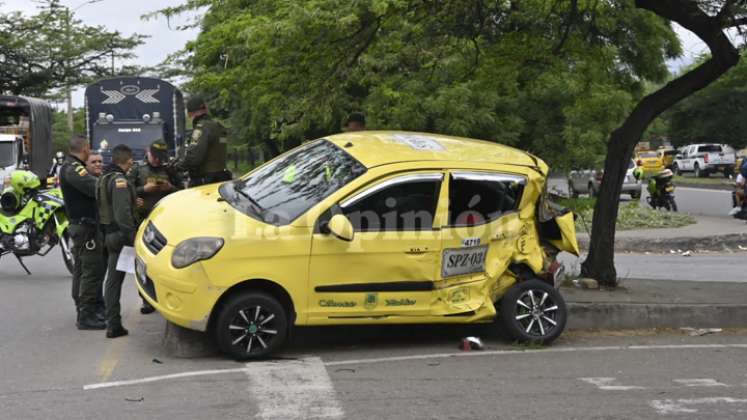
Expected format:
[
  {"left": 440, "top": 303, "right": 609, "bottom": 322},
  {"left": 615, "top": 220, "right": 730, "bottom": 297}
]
[
  {"left": 83, "top": 343, "right": 747, "bottom": 390},
  {"left": 83, "top": 367, "right": 250, "bottom": 390},
  {"left": 674, "top": 378, "right": 728, "bottom": 387},
  {"left": 245, "top": 357, "right": 344, "bottom": 419},
  {"left": 96, "top": 285, "right": 141, "bottom": 382},
  {"left": 650, "top": 397, "right": 747, "bottom": 415},
  {"left": 578, "top": 377, "right": 645, "bottom": 391}
]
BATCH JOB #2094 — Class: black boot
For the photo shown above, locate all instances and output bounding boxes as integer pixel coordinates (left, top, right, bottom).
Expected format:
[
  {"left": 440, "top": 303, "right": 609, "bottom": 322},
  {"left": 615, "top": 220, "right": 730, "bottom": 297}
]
[
  {"left": 106, "top": 324, "right": 129, "bottom": 338},
  {"left": 77, "top": 313, "right": 106, "bottom": 330}
]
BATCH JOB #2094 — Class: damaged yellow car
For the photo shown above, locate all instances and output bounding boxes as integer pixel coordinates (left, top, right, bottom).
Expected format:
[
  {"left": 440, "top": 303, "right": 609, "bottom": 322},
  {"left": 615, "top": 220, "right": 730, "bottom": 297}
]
[{"left": 135, "top": 131, "right": 579, "bottom": 360}]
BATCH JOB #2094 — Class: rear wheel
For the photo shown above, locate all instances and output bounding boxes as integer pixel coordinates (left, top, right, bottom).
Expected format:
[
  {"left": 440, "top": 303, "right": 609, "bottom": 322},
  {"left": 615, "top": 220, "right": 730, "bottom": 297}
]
[
  {"left": 588, "top": 182, "right": 597, "bottom": 198},
  {"left": 630, "top": 190, "right": 641, "bottom": 200},
  {"left": 724, "top": 167, "right": 733, "bottom": 179},
  {"left": 214, "top": 291, "right": 289, "bottom": 360},
  {"left": 568, "top": 181, "right": 578, "bottom": 198},
  {"left": 500, "top": 279, "right": 567, "bottom": 345},
  {"left": 60, "top": 229, "right": 74, "bottom": 275}
]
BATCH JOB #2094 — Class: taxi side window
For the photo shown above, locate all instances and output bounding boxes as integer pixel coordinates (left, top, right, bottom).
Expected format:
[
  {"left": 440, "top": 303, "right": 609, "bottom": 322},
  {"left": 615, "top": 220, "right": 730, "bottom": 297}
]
[
  {"left": 341, "top": 177, "right": 442, "bottom": 232},
  {"left": 448, "top": 172, "right": 525, "bottom": 227}
]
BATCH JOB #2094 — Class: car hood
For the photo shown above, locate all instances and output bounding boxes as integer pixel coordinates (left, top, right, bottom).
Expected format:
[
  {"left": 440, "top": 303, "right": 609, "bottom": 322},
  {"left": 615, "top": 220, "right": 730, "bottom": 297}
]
[{"left": 145, "top": 183, "right": 266, "bottom": 246}]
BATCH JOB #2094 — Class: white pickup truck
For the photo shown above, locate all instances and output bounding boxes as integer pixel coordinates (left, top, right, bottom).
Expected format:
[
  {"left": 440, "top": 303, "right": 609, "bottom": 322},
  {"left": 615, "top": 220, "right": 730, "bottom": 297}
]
[{"left": 673, "top": 143, "right": 736, "bottom": 178}]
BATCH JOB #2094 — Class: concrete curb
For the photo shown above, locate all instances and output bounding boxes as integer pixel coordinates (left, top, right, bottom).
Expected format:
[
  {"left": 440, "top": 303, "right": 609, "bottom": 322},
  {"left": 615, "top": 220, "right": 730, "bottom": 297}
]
[
  {"left": 568, "top": 302, "right": 747, "bottom": 330},
  {"left": 578, "top": 233, "right": 747, "bottom": 253}
]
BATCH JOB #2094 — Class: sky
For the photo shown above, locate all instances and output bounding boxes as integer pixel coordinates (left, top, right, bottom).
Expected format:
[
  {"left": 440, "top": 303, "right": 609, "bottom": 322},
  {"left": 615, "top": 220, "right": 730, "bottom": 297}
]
[
  {"left": 2, "top": 0, "right": 199, "bottom": 108},
  {"left": 2, "top": 2, "right": 709, "bottom": 108}
]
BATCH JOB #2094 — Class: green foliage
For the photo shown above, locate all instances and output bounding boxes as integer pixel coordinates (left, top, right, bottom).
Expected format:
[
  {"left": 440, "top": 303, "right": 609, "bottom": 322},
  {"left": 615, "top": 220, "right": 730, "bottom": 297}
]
[
  {"left": 666, "top": 58, "right": 747, "bottom": 149},
  {"left": 155, "top": 0, "right": 680, "bottom": 170},
  {"left": 0, "top": 0, "right": 146, "bottom": 96},
  {"left": 52, "top": 109, "right": 87, "bottom": 152}
]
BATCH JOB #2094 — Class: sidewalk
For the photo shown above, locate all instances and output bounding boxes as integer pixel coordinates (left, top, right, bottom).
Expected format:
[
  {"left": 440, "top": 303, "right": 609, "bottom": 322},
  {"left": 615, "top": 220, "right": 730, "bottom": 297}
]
[
  {"left": 577, "top": 215, "right": 747, "bottom": 252},
  {"left": 564, "top": 279, "right": 747, "bottom": 330}
]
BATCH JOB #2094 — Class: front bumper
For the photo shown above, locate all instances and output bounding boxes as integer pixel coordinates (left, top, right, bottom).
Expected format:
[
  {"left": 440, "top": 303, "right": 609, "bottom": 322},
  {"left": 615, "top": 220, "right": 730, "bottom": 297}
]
[{"left": 134, "top": 230, "right": 221, "bottom": 332}]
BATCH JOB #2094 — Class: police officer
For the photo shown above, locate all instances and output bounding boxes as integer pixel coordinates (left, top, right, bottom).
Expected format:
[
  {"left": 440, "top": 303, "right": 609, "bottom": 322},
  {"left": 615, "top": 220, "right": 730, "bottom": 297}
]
[
  {"left": 98, "top": 144, "right": 138, "bottom": 338},
  {"left": 59, "top": 136, "right": 106, "bottom": 330},
  {"left": 181, "top": 96, "right": 230, "bottom": 187},
  {"left": 129, "top": 140, "right": 182, "bottom": 314},
  {"left": 129, "top": 140, "right": 182, "bottom": 220}
]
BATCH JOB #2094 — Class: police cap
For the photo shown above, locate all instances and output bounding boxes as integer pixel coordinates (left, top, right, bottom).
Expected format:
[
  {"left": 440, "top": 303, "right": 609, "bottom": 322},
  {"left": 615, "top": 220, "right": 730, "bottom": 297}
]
[
  {"left": 186, "top": 96, "right": 207, "bottom": 113},
  {"left": 150, "top": 140, "right": 169, "bottom": 161}
]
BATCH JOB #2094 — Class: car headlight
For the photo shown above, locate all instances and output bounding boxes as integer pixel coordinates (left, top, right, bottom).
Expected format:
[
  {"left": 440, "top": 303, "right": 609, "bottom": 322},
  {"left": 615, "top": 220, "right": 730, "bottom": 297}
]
[{"left": 171, "top": 237, "right": 224, "bottom": 269}]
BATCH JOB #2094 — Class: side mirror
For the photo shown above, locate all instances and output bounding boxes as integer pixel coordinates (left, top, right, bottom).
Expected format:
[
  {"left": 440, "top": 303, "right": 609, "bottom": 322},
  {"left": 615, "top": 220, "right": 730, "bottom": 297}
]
[{"left": 327, "top": 214, "right": 355, "bottom": 242}]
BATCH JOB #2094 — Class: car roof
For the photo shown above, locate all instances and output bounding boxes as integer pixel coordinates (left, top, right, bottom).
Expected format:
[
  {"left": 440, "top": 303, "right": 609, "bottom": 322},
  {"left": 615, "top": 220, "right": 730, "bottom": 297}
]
[{"left": 325, "top": 131, "right": 539, "bottom": 169}]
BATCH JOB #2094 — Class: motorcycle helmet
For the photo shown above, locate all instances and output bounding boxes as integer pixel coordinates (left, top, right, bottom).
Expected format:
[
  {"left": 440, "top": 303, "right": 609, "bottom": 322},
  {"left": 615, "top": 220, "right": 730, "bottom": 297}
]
[
  {"left": 55, "top": 151, "right": 65, "bottom": 164},
  {"left": 9, "top": 170, "right": 41, "bottom": 195}
]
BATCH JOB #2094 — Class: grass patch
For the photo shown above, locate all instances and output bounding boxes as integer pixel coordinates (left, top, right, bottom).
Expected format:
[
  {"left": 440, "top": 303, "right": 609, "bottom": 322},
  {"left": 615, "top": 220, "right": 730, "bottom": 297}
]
[{"left": 559, "top": 197, "right": 696, "bottom": 232}]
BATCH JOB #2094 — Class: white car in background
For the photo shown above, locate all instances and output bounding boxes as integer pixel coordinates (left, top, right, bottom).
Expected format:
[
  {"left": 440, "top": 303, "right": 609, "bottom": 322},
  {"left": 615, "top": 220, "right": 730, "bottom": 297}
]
[
  {"left": 673, "top": 143, "right": 736, "bottom": 178},
  {"left": 568, "top": 159, "right": 641, "bottom": 199}
]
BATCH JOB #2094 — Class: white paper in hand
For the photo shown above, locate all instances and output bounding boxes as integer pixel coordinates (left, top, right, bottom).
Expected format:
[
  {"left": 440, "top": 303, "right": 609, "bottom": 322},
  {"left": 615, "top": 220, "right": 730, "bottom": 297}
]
[{"left": 116, "top": 246, "right": 136, "bottom": 274}]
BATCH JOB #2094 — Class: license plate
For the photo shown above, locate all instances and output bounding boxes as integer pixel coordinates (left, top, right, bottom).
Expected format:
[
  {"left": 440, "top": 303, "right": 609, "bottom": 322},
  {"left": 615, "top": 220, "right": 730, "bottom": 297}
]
[{"left": 442, "top": 246, "right": 488, "bottom": 278}]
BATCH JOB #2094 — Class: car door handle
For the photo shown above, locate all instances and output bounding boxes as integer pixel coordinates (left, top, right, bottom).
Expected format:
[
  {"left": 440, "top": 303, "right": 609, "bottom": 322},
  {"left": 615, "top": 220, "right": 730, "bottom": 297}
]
[{"left": 405, "top": 248, "right": 428, "bottom": 255}]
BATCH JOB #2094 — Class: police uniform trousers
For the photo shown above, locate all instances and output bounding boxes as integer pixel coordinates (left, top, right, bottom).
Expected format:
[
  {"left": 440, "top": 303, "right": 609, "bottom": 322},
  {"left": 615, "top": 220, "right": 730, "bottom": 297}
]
[
  {"left": 104, "top": 230, "right": 128, "bottom": 328},
  {"left": 69, "top": 223, "right": 106, "bottom": 319}
]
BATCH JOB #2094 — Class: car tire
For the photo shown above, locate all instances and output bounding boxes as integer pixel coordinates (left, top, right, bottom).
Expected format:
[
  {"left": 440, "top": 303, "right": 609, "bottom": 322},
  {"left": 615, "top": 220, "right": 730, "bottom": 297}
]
[
  {"left": 694, "top": 164, "right": 702, "bottom": 178},
  {"left": 588, "top": 183, "right": 597, "bottom": 198},
  {"left": 630, "top": 191, "right": 641, "bottom": 200},
  {"left": 669, "top": 196, "right": 678, "bottom": 212},
  {"left": 673, "top": 163, "right": 680, "bottom": 176},
  {"left": 499, "top": 279, "right": 567, "bottom": 345},
  {"left": 724, "top": 167, "right": 733, "bottom": 179},
  {"left": 568, "top": 181, "right": 578, "bottom": 198},
  {"left": 214, "top": 291, "right": 289, "bottom": 360}
]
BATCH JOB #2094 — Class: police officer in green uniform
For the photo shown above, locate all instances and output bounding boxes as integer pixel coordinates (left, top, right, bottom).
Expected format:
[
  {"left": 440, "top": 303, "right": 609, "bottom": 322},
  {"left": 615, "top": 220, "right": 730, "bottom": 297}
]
[
  {"left": 129, "top": 140, "right": 182, "bottom": 220},
  {"left": 97, "top": 144, "right": 138, "bottom": 338},
  {"left": 128, "top": 140, "right": 182, "bottom": 314},
  {"left": 59, "top": 135, "right": 106, "bottom": 330},
  {"left": 181, "top": 96, "right": 231, "bottom": 187}
]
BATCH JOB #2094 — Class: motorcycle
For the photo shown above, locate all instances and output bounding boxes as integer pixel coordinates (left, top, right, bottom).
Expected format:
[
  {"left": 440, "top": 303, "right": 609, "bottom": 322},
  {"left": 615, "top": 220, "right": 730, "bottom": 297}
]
[
  {"left": 646, "top": 169, "right": 678, "bottom": 212},
  {"left": 0, "top": 170, "right": 74, "bottom": 275}
]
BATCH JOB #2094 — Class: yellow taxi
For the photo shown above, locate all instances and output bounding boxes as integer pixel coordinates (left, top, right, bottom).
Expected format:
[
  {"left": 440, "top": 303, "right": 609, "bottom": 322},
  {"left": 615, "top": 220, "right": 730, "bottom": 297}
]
[
  {"left": 657, "top": 147, "right": 677, "bottom": 170},
  {"left": 636, "top": 150, "right": 665, "bottom": 175},
  {"left": 135, "top": 131, "right": 579, "bottom": 359}
]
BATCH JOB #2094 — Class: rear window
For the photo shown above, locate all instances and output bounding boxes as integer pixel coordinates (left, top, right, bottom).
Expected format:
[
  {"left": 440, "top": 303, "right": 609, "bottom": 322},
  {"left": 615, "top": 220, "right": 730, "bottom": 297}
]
[
  {"left": 698, "top": 145, "right": 722, "bottom": 153},
  {"left": 639, "top": 151, "right": 657, "bottom": 158},
  {"left": 448, "top": 172, "right": 525, "bottom": 227}
]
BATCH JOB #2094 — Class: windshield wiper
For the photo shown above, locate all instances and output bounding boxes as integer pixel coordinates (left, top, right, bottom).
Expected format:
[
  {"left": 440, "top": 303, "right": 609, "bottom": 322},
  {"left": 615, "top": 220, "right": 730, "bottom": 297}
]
[{"left": 232, "top": 181, "right": 264, "bottom": 215}]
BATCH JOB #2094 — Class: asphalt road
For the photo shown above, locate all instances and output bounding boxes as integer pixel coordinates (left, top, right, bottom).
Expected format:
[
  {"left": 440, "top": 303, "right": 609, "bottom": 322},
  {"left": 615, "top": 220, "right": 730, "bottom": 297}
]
[
  {"left": 549, "top": 177, "right": 734, "bottom": 218},
  {"left": 4, "top": 252, "right": 747, "bottom": 419}
]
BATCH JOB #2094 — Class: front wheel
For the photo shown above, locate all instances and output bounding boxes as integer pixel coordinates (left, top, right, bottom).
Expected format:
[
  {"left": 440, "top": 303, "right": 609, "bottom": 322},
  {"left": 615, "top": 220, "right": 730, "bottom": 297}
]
[
  {"left": 60, "top": 229, "right": 74, "bottom": 275},
  {"left": 668, "top": 196, "right": 678, "bottom": 212},
  {"left": 500, "top": 279, "right": 567, "bottom": 345},
  {"left": 214, "top": 291, "right": 289, "bottom": 360}
]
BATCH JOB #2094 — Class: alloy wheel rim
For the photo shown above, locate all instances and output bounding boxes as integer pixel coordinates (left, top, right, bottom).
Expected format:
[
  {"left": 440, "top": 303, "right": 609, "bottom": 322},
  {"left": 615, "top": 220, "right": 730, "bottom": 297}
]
[
  {"left": 228, "top": 305, "right": 279, "bottom": 354},
  {"left": 514, "top": 289, "right": 559, "bottom": 337}
]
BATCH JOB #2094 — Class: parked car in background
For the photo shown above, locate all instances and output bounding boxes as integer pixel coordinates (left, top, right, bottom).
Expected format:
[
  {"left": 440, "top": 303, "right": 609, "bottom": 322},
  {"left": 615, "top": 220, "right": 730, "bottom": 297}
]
[
  {"left": 657, "top": 147, "right": 677, "bottom": 170},
  {"left": 635, "top": 150, "right": 664, "bottom": 175},
  {"left": 568, "top": 159, "right": 641, "bottom": 199},
  {"left": 673, "top": 143, "right": 736, "bottom": 178}
]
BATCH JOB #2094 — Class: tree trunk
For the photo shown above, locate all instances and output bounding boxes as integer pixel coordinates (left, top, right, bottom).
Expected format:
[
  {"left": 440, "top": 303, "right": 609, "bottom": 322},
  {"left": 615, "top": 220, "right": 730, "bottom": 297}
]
[{"left": 581, "top": 2, "right": 740, "bottom": 286}]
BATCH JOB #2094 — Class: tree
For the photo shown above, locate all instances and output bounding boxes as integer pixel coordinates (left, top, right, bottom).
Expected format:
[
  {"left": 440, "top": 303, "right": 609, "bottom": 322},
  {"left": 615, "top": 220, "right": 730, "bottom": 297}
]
[
  {"left": 581, "top": 0, "right": 744, "bottom": 286},
  {"left": 0, "top": 1, "right": 146, "bottom": 128},
  {"left": 155, "top": 0, "right": 678, "bottom": 171},
  {"left": 666, "top": 58, "right": 747, "bottom": 148}
]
